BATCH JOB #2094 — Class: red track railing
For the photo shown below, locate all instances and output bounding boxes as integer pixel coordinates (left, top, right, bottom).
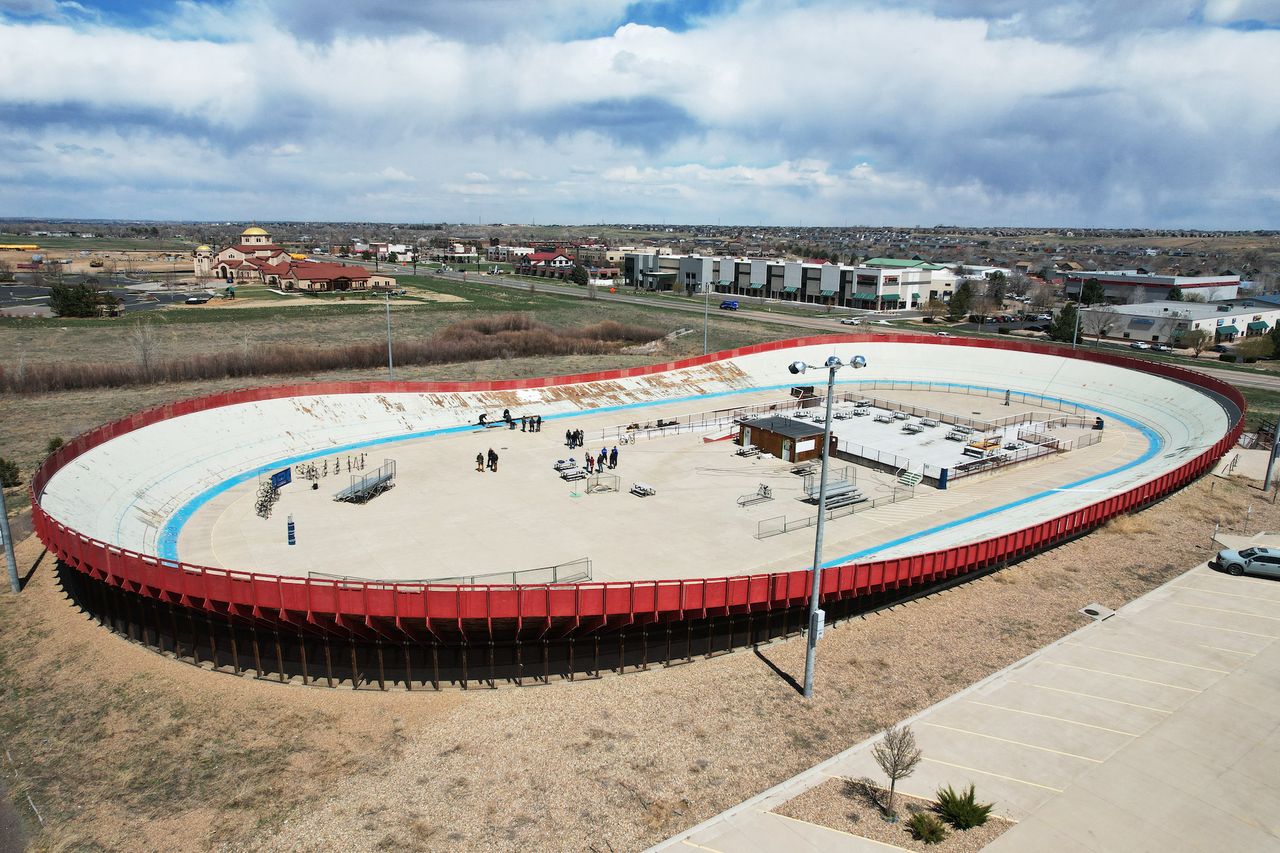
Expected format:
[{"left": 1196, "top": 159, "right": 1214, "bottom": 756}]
[{"left": 29, "top": 335, "right": 1245, "bottom": 639}]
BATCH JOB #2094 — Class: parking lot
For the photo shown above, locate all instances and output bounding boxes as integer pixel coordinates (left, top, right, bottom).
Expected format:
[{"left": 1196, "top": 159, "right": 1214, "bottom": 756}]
[
  {"left": 0, "top": 276, "right": 201, "bottom": 316},
  {"left": 653, "top": 540, "right": 1280, "bottom": 853}
]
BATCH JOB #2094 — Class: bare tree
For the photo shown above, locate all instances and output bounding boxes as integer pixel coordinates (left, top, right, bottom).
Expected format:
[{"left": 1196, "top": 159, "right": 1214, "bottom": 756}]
[
  {"left": 1181, "top": 328, "right": 1211, "bottom": 357},
  {"left": 129, "top": 319, "right": 158, "bottom": 379},
  {"left": 872, "top": 724, "right": 922, "bottom": 819},
  {"left": 922, "top": 297, "right": 946, "bottom": 321},
  {"left": 1030, "top": 284, "right": 1056, "bottom": 311},
  {"left": 1082, "top": 305, "right": 1120, "bottom": 344}
]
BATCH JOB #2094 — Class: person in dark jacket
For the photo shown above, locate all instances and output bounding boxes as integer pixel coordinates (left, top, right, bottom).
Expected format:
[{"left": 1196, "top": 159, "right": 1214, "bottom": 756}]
[
  {"left": 609, "top": 446, "right": 618, "bottom": 469},
  {"left": 476, "top": 452, "right": 484, "bottom": 472},
  {"left": 487, "top": 448, "right": 498, "bottom": 472}
]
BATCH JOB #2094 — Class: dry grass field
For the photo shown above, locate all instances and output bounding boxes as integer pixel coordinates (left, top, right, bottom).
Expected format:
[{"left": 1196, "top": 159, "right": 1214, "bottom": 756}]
[{"left": 0, "top": 472, "right": 1271, "bottom": 853}]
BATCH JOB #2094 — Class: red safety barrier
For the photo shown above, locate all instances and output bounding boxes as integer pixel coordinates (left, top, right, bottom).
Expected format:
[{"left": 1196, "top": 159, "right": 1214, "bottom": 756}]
[{"left": 29, "top": 336, "right": 1245, "bottom": 642}]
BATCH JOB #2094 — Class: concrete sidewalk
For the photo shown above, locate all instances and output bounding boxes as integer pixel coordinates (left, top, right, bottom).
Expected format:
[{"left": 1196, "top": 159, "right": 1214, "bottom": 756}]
[{"left": 648, "top": 542, "right": 1280, "bottom": 853}]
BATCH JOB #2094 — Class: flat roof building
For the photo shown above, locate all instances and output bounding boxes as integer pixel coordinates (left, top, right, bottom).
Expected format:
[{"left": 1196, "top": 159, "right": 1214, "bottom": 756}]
[
  {"left": 1078, "top": 298, "right": 1279, "bottom": 345},
  {"left": 1064, "top": 270, "right": 1239, "bottom": 304}
]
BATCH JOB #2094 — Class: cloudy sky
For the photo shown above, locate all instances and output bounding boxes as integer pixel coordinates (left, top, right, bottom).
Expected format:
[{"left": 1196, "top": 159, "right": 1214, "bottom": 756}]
[{"left": 1, "top": 0, "right": 1278, "bottom": 227}]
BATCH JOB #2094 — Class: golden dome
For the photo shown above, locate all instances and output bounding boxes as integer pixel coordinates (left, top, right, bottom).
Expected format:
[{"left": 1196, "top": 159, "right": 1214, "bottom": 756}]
[
  {"left": 195, "top": 244, "right": 211, "bottom": 252},
  {"left": 241, "top": 226, "right": 268, "bottom": 236}
]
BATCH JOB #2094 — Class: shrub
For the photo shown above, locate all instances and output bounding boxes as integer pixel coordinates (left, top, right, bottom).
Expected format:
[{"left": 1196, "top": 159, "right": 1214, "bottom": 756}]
[
  {"left": 0, "top": 457, "right": 21, "bottom": 488},
  {"left": 936, "top": 783, "right": 992, "bottom": 829},
  {"left": 997, "top": 326, "right": 1010, "bottom": 335},
  {"left": 906, "top": 812, "right": 948, "bottom": 844},
  {"left": 1218, "top": 353, "right": 1237, "bottom": 362},
  {"left": 46, "top": 436, "right": 64, "bottom": 455}
]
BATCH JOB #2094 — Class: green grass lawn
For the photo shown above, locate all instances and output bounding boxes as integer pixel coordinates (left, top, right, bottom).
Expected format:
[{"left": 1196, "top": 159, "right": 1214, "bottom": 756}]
[
  {"left": 1, "top": 233, "right": 192, "bottom": 252},
  {"left": 1240, "top": 387, "right": 1280, "bottom": 431}
]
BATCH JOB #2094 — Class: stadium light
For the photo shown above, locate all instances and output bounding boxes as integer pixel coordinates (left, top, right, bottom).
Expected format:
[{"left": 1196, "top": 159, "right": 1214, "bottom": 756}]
[{"left": 788, "top": 353, "right": 868, "bottom": 699}]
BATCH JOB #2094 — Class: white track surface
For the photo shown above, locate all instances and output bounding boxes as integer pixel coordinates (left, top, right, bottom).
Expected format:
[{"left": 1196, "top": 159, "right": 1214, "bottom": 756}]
[{"left": 39, "top": 342, "right": 1232, "bottom": 583}]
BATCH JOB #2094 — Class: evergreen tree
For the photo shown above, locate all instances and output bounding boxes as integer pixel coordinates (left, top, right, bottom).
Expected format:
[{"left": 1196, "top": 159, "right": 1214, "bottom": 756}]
[
  {"left": 569, "top": 264, "right": 590, "bottom": 286},
  {"left": 1167, "top": 287, "right": 1183, "bottom": 301},
  {"left": 1049, "top": 304, "right": 1078, "bottom": 342},
  {"left": 947, "top": 281, "right": 973, "bottom": 320},
  {"left": 1080, "top": 277, "right": 1106, "bottom": 304},
  {"left": 48, "top": 281, "right": 105, "bottom": 317}
]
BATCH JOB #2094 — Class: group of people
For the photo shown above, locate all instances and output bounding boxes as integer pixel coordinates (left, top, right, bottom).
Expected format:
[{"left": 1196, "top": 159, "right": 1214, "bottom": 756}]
[
  {"left": 477, "top": 448, "right": 499, "bottom": 472},
  {"left": 478, "top": 409, "right": 543, "bottom": 432},
  {"left": 565, "top": 429, "right": 585, "bottom": 448},
  {"left": 584, "top": 445, "right": 619, "bottom": 474}
]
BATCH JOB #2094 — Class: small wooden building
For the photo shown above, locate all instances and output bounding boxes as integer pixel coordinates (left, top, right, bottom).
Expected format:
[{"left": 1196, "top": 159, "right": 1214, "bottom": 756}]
[{"left": 738, "top": 416, "right": 832, "bottom": 463}]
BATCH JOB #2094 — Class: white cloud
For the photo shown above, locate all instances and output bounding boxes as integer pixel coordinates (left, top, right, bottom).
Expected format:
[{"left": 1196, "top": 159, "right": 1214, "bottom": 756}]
[{"left": 0, "top": 1, "right": 1277, "bottom": 226}]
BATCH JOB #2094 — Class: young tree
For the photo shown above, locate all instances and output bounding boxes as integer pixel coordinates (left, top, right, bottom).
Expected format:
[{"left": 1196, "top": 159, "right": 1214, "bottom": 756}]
[
  {"left": 872, "top": 724, "right": 922, "bottom": 820},
  {"left": 0, "top": 259, "right": 13, "bottom": 282},
  {"left": 1080, "top": 277, "right": 1106, "bottom": 305},
  {"left": 129, "top": 319, "right": 159, "bottom": 379},
  {"left": 1082, "top": 305, "right": 1120, "bottom": 345},
  {"left": 947, "top": 281, "right": 973, "bottom": 320},
  {"left": 1180, "top": 328, "right": 1211, "bottom": 357}
]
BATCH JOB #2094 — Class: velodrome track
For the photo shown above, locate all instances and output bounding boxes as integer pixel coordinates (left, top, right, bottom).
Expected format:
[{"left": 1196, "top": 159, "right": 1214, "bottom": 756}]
[{"left": 30, "top": 335, "right": 1244, "bottom": 687}]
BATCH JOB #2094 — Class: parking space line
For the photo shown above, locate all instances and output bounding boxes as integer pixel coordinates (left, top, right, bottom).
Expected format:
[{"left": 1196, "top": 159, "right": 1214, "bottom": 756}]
[
  {"left": 763, "top": 811, "right": 912, "bottom": 850},
  {"left": 1062, "top": 642, "right": 1231, "bottom": 674},
  {"left": 682, "top": 840, "right": 726, "bottom": 853},
  {"left": 966, "top": 700, "right": 1140, "bottom": 737},
  {"left": 922, "top": 757, "right": 1063, "bottom": 793},
  {"left": 1170, "top": 584, "right": 1280, "bottom": 604},
  {"left": 1010, "top": 681, "right": 1174, "bottom": 713},
  {"left": 1042, "top": 661, "right": 1201, "bottom": 692},
  {"left": 921, "top": 722, "right": 1103, "bottom": 762},
  {"left": 1170, "top": 601, "right": 1280, "bottom": 621},
  {"left": 1157, "top": 617, "right": 1280, "bottom": 640},
  {"left": 1195, "top": 643, "right": 1256, "bottom": 656}
]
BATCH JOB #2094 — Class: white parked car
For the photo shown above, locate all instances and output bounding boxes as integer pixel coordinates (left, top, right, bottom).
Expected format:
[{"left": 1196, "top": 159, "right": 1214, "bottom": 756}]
[
  {"left": 935, "top": 331, "right": 954, "bottom": 337},
  {"left": 875, "top": 319, "right": 892, "bottom": 326},
  {"left": 1129, "top": 341, "right": 1151, "bottom": 350},
  {"left": 839, "top": 317, "right": 862, "bottom": 325}
]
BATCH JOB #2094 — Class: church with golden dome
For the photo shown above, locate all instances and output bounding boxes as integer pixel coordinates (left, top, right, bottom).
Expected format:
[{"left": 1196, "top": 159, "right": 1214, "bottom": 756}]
[{"left": 193, "top": 226, "right": 396, "bottom": 292}]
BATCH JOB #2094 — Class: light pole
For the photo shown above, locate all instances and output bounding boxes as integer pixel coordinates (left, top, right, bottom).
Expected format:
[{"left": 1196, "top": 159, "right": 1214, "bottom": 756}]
[
  {"left": 384, "top": 290, "right": 395, "bottom": 380},
  {"left": 788, "top": 353, "right": 869, "bottom": 699},
  {"left": 2, "top": 484, "right": 19, "bottom": 593}
]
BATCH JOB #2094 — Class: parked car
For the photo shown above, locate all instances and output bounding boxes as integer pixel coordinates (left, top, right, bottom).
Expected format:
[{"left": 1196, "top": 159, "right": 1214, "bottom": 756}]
[
  {"left": 1211, "top": 546, "right": 1280, "bottom": 579},
  {"left": 935, "top": 331, "right": 954, "bottom": 337},
  {"left": 1210, "top": 344, "right": 1230, "bottom": 353},
  {"left": 1152, "top": 343, "right": 1173, "bottom": 353},
  {"left": 839, "top": 317, "right": 862, "bottom": 325},
  {"left": 1129, "top": 341, "right": 1151, "bottom": 350},
  {"left": 719, "top": 300, "right": 739, "bottom": 310},
  {"left": 874, "top": 319, "right": 892, "bottom": 326},
  {"left": 184, "top": 295, "right": 210, "bottom": 304},
  {"left": 1036, "top": 313, "right": 1052, "bottom": 321}
]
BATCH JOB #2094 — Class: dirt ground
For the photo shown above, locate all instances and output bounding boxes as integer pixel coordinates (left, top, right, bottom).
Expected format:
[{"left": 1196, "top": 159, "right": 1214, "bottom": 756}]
[{"left": 0, "top": 468, "right": 1272, "bottom": 853}]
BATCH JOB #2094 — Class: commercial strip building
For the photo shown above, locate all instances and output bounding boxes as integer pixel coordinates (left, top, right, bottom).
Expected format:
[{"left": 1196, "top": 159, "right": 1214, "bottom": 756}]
[
  {"left": 1063, "top": 270, "right": 1240, "bottom": 303},
  {"left": 623, "top": 253, "right": 956, "bottom": 310},
  {"left": 1078, "top": 298, "right": 1280, "bottom": 344}
]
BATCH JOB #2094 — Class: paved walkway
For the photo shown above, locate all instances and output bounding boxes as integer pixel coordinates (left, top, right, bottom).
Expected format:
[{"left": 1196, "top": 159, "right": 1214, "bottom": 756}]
[{"left": 648, "top": 538, "right": 1280, "bottom": 853}]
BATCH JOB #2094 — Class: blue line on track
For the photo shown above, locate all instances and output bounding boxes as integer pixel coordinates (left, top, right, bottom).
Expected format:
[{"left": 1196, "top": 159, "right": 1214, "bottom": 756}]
[{"left": 153, "top": 381, "right": 1160, "bottom": 565}]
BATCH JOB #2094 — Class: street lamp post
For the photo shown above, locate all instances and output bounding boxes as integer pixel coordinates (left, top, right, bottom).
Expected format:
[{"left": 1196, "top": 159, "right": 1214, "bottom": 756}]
[
  {"left": 788, "top": 353, "right": 869, "bottom": 699},
  {"left": 2, "top": 484, "right": 19, "bottom": 593}
]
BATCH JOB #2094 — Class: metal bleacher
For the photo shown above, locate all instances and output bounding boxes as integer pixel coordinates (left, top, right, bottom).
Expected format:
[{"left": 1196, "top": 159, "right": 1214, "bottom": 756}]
[{"left": 333, "top": 459, "right": 396, "bottom": 503}]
